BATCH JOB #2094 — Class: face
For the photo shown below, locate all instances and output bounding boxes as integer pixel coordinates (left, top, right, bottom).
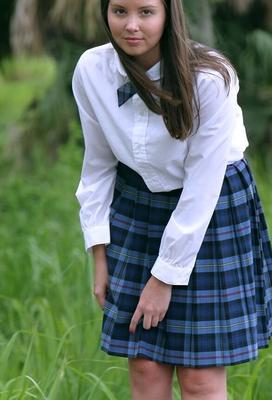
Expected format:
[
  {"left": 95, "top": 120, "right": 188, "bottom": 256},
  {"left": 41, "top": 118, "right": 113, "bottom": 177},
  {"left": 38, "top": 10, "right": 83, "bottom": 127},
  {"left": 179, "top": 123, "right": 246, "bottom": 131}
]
[{"left": 107, "top": 0, "right": 166, "bottom": 70}]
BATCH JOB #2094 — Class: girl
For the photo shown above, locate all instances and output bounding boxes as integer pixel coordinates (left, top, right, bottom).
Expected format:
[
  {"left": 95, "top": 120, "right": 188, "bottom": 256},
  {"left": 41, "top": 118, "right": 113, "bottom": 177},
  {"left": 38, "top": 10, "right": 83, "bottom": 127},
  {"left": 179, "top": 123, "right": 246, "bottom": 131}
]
[{"left": 72, "top": 0, "right": 272, "bottom": 399}]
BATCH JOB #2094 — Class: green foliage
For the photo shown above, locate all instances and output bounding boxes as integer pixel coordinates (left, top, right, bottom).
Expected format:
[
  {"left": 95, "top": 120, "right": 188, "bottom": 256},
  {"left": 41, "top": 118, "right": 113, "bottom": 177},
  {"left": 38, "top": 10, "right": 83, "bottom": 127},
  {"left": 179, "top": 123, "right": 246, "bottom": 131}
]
[
  {"left": 243, "top": 30, "right": 272, "bottom": 84},
  {"left": 0, "top": 57, "right": 56, "bottom": 125},
  {"left": 184, "top": 0, "right": 215, "bottom": 46},
  {"left": 23, "top": 57, "right": 76, "bottom": 161},
  {"left": 247, "top": 156, "right": 272, "bottom": 233},
  {"left": 0, "top": 53, "right": 81, "bottom": 168},
  {"left": 213, "top": 4, "right": 272, "bottom": 164},
  {"left": 0, "top": 56, "right": 57, "bottom": 166}
]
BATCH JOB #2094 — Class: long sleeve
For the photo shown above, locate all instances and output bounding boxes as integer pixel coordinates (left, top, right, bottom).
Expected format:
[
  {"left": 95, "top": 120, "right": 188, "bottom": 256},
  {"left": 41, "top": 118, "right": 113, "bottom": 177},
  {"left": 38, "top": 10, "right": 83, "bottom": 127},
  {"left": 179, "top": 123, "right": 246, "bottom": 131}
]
[
  {"left": 151, "top": 69, "right": 238, "bottom": 285},
  {"left": 72, "top": 62, "right": 118, "bottom": 251}
]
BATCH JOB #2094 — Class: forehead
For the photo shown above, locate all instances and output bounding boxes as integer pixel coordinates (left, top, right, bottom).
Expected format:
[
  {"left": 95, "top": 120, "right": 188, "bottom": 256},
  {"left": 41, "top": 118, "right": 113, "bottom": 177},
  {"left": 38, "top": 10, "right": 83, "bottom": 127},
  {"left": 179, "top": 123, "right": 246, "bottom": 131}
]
[{"left": 109, "top": 0, "right": 164, "bottom": 6}]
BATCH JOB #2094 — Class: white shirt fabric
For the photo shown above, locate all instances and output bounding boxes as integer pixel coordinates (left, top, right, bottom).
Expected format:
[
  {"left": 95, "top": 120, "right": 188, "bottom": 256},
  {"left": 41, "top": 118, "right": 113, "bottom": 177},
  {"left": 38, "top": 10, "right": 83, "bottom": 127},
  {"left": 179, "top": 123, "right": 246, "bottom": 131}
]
[{"left": 72, "top": 42, "right": 249, "bottom": 285}]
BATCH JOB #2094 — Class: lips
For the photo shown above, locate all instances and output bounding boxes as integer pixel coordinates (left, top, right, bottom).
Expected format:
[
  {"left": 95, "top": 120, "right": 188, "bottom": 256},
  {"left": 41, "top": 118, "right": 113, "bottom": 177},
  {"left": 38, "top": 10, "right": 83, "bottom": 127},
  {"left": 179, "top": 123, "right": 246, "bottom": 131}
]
[{"left": 125, "top": 37, "right": 143, "bottom": 45}]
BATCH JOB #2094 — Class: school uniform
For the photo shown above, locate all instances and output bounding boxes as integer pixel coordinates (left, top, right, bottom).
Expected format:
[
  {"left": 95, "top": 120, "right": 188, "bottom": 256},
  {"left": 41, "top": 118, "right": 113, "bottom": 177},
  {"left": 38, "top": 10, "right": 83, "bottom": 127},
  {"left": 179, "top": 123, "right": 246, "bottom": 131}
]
[{"left": 72, "top": 43, "right": 272, "bottom": 367}]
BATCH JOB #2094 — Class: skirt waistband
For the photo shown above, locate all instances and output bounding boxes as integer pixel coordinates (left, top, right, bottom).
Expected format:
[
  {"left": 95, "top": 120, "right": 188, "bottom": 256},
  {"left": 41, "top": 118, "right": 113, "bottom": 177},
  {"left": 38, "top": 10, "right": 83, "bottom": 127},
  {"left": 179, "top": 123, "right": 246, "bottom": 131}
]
[
  {"left": 116, "top": 162, "right": 157, "bottom": 192},
  {"left": 116, "top": 162, "right": 182, "bottom": 196},
  {"left": 116, "top": 160, "right": 246, "bottom": 194}
]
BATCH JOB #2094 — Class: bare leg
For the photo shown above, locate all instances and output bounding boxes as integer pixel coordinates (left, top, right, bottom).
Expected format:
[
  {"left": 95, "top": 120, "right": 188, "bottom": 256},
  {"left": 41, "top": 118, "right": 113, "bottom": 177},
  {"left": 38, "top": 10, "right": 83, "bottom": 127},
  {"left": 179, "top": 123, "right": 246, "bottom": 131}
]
[
  {"left": 128, "top": 357, "right": 175, "bottom": 400},
  {"left": 176, "top": 366, "right": 227, "bottom": 400}
]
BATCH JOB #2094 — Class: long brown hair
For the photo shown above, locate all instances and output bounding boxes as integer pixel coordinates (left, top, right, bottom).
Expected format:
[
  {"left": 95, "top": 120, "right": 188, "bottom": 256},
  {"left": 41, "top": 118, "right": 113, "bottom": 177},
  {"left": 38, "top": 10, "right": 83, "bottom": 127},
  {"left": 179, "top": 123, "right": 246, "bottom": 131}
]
[{"left": 101, "top": 0, "right": 234, "bottom": 140}]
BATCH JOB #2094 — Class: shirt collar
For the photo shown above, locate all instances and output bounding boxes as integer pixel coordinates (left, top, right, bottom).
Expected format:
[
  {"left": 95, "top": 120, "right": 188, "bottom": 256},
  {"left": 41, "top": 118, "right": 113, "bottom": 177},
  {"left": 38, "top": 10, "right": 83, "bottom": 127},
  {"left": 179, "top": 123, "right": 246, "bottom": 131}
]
[{"left": 113, "top": 48, "right": 161, "bottom": 81}]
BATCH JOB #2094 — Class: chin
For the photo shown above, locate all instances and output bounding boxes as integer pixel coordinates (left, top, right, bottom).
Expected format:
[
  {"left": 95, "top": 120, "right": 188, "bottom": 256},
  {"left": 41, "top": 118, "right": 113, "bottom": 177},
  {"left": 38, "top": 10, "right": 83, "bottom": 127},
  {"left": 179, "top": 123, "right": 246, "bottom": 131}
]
[{"left": 122, "top": 47, "right": 145, "bottom": 57}]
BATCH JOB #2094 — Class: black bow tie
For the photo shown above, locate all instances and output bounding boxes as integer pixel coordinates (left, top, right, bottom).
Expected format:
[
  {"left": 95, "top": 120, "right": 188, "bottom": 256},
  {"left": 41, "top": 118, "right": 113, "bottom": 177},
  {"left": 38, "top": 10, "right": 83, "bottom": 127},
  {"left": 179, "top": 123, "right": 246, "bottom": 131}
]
[{"left": 117, "top": 81, "right": 137, "bottom": 107}]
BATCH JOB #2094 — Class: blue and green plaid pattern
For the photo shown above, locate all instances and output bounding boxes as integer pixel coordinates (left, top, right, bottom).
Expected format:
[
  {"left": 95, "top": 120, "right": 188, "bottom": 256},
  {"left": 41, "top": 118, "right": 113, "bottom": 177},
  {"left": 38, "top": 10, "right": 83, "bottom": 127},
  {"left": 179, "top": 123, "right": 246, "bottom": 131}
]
[
  {"left": 101, "top": 160, "right": 272, "bottom": 367},
  {"left": 117, "top": 81, "right": 137, "bottom": 106}
]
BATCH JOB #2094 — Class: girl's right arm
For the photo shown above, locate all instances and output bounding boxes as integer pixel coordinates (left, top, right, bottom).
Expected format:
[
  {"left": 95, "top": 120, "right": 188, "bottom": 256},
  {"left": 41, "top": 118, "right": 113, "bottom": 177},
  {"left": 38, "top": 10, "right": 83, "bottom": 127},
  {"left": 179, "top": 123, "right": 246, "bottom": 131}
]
[
  {"left": 92, "top": 244, "right": 108, "bottom": 310},
  {"left": 72, "top": 56, "right": 117, "bottom": 309},
  {"left": 72, "top": 57, "right": 118, "bottom": 252}
]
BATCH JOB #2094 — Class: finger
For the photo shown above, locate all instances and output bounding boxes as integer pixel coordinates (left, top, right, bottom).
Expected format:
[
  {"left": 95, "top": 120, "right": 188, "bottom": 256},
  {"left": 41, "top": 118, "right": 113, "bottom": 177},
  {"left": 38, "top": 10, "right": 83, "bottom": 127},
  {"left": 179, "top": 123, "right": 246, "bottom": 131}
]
[
  {"left": 143, "top": 313, "right": 153, "bottom": 330},
  {"left": 151, "top": 316, "right": 160, "bottom": 328},
  {"left": 159, "top": 312, "right": 166, "bottom": 322},
  {"left": 129, "top": 307, "right": 143, "bottom": 334}
]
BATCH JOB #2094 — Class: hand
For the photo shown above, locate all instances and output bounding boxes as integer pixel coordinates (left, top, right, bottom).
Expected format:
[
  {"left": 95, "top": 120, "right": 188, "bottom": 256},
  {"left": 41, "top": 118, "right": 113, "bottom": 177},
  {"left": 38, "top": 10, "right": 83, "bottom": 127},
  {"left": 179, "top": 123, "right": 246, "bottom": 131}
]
[
  {"left": 92, "top": 245, "right": 109, "bottom": 310},
  {"left": 93, "top": 261, "right": 109, "bottom": 310},
  {"left": 129, "top": 276, "right": 172, "bottom": 334}
]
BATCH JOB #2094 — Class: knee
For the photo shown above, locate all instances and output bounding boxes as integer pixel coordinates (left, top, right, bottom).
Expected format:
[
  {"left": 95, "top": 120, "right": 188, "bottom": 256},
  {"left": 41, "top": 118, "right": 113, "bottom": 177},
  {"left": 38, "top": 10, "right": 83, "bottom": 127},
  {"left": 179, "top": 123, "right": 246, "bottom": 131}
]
[
  {"left": 129, "top": 358, "right": 173, "bottom": 387},
  {"left": 178, "top": 367, "right": 226, "bottom": 397}
]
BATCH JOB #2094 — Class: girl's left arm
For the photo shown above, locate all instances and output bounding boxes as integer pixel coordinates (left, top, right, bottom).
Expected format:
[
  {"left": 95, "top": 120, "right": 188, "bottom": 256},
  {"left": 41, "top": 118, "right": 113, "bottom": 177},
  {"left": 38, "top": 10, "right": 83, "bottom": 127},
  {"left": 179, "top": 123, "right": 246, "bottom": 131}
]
[{"left": 151, "top": 68, "right": 240, "bottom": 285}]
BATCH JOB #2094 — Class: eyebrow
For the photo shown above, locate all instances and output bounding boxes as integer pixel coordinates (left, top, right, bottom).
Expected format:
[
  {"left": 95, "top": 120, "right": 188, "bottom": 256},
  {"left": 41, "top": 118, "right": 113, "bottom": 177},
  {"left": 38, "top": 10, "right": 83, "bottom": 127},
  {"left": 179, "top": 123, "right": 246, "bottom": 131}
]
[{"left": 109, "top": 2, "right": 159, "bottom": 8}]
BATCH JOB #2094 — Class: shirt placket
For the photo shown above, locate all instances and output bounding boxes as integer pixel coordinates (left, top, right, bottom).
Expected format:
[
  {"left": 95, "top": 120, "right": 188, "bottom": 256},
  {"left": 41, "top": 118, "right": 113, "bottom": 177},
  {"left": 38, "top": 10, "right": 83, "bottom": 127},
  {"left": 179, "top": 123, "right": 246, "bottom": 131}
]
[{"left": 132, "top": 96, "right": 162, "bottom": 191}]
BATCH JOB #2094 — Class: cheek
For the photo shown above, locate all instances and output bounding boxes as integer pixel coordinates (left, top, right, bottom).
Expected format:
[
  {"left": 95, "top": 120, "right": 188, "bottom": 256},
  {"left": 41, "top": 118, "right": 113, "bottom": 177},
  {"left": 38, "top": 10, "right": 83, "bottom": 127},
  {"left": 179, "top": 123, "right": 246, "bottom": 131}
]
[
  {"left": 107, "top": 16, "right": 120, "bottom": 38},
  {"left": 147, "top": 20, "right": 165, "bottom": 41}
]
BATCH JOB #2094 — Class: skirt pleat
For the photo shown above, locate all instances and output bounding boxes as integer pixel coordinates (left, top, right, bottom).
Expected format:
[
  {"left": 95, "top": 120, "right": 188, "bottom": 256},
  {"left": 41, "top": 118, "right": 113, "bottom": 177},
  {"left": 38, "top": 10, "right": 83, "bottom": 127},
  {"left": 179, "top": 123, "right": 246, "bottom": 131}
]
[{"left": 101, "top": 159, "right": 272, "bottom": 367}]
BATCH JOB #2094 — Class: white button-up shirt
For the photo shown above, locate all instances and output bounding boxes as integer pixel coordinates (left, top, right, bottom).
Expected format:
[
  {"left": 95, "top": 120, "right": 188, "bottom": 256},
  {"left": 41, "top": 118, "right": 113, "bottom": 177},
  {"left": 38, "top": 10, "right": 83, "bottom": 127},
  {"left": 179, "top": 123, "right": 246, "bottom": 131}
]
[{"left": 72, "top": 42, "right": 249, "bottom": 285}]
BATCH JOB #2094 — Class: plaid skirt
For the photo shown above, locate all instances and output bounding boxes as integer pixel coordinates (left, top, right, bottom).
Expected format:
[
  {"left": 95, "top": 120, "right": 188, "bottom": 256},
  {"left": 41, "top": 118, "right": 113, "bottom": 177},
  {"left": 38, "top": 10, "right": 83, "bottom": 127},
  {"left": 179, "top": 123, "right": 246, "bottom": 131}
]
[{"left": 101, "top": 159, "right": 272, "bottom": 367}]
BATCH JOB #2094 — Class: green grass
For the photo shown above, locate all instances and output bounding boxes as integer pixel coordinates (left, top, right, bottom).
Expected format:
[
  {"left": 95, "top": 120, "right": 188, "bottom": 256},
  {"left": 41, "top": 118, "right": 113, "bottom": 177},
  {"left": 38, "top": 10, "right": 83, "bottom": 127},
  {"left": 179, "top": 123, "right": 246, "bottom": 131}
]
[
  {"left": 0, "top": 57, "right": 271, "bottom": 399},
  {"left": 0, "top": 123, "right": 130, "bottom": 400}
]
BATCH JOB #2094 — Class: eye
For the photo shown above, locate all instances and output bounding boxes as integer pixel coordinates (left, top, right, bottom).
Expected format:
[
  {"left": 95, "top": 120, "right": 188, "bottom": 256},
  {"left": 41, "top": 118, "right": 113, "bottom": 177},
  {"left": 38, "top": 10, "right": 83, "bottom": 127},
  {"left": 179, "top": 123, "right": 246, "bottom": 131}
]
[
  {"left": 112, "top": 8, "right": 126, "bottom": 15},
  {"left": 141, "top": 9, "right": 153, "bottom": 16}
]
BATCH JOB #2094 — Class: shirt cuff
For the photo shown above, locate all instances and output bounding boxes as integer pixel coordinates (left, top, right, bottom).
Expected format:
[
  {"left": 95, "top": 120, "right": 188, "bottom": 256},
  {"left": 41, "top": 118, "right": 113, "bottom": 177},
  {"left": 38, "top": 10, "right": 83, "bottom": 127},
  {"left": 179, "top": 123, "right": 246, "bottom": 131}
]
[
  {"left": 151, "top": 256, "right": 196, "bottom": 286},
  {"left": 82, "top": 224, "right": 111, "bottom": 252}
]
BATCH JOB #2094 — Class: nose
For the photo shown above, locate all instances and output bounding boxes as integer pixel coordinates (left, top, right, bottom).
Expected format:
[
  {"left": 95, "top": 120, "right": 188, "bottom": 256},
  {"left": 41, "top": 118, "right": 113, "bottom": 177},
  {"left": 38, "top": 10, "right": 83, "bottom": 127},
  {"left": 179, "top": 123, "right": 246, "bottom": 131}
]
[{"left": 125, "top": 15, "right": 140, "bottom": 32}]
